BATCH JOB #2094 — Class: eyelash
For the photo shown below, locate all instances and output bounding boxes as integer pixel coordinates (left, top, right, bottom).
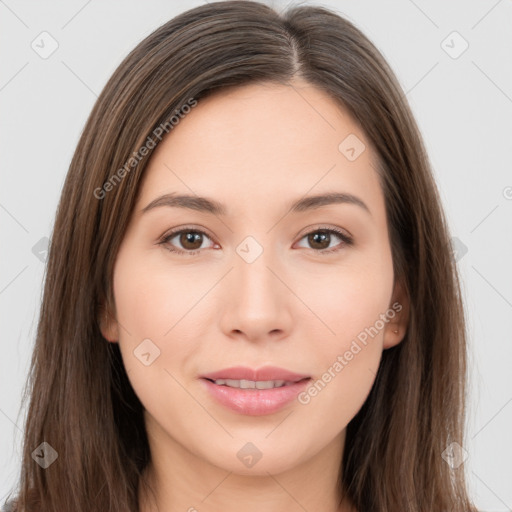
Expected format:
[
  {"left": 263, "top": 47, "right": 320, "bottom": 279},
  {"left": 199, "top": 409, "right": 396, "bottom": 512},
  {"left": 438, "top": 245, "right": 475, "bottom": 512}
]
[{"left": 158, "top": 225, "right": 353, "bottom": 257}]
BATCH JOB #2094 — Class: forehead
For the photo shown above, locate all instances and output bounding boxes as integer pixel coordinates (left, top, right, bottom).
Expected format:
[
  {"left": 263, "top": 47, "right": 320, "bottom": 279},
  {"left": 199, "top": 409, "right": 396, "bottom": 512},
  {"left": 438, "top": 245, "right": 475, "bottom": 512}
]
[{"left": 137, "top": 81, "right": 383, "bottom": 221}]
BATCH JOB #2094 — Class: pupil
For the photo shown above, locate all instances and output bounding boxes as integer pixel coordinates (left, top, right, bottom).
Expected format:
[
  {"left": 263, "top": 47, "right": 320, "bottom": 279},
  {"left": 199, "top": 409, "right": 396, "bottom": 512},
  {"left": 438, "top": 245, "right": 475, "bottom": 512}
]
[
  {"left": 182, "top": 232, "right": 201, "bottom": 249},
  {"left": 310, "top": 231, "right": 329, "bottom": 249}
]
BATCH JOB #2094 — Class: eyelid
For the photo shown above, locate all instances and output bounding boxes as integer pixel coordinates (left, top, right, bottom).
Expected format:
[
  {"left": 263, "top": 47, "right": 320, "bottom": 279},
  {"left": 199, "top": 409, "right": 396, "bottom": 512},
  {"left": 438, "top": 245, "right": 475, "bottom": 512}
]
[
  {"left": 159, "top": 224, "right": 218, "bottom": 251},
  {"left": 295, "top": 223, "right": 353, "bottom": 241}
]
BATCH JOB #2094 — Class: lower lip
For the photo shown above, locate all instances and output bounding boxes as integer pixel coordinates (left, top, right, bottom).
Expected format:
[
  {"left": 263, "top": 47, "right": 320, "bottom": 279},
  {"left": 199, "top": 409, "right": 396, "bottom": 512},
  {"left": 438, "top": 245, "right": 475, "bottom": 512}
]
[{"left": 200, "top": 378, "right": 311, "bottom": 416}]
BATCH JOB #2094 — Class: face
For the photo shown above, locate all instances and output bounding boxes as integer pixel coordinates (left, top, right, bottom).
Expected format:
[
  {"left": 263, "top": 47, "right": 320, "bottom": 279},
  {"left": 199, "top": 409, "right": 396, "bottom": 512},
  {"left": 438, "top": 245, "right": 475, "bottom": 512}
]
[{"left": 101, "top": 80, "right": 408, "bottom": 477}]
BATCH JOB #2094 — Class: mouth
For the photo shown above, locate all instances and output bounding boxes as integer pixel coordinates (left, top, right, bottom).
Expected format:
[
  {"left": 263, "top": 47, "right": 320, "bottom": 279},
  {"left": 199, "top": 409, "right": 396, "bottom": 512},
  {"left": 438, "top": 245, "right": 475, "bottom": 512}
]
[
  {"left": 202, "top": 377, "right": 311, "bottom": 389},
  {"left": 199, "top": 366, "right": 312, "bottom": 416}
]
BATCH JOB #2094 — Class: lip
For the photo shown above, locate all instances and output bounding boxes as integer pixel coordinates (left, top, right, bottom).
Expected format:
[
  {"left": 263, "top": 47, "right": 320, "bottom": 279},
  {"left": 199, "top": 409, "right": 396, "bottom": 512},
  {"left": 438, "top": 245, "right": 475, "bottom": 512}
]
[
  {"left": 200, "top": 378, "right": 310, "bottom": 416},
  {"left": 199, "top": 366, "right": 311, "bottom": 416},
  {"left": 200, "top": 366, "right": 310, "bottom": 382}
]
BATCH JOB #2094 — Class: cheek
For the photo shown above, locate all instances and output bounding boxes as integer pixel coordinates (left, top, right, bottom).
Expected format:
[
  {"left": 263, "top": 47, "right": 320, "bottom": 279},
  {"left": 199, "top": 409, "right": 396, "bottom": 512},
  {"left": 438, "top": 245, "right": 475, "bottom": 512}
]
[
  {"left": 298, "top": 343, "right": 380, "bottom": 443},
  {"left": 113, "top": 246, "right": 207, "bottom": 342},
  {"left": 111, "top": 250, "right": 206, "bottom": 397},
  {"left": 296, "top": 291, "right": 386, "bottom": 437},
  {"left": 297, "top": 250, "right": 393, "bottom": 418},
  {"left": 308, "top": 248, "right": 394, "bottom": 347}
]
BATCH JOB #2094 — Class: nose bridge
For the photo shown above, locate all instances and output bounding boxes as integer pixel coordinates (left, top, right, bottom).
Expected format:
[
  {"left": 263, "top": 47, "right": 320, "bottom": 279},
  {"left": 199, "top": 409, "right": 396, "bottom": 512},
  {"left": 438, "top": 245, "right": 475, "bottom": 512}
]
[
  {"left": 217, "top": 229, "right": 295, "bottom": 340},
  {"left": 233, "top": 233, "right": 280, "bottom": 306}
]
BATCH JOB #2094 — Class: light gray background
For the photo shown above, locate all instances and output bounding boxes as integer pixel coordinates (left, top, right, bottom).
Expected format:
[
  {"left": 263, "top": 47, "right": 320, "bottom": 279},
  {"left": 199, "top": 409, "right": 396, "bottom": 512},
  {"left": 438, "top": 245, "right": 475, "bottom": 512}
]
[{"left": 1, "top": 0, "right": 511, "bottom": 510}]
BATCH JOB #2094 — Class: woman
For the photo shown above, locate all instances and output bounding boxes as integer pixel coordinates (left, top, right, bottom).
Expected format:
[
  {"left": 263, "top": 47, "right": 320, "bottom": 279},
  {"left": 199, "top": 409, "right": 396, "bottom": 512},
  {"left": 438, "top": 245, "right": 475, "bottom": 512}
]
[{"left": 3, "top": 1, "right": 478, "bottom": 511}]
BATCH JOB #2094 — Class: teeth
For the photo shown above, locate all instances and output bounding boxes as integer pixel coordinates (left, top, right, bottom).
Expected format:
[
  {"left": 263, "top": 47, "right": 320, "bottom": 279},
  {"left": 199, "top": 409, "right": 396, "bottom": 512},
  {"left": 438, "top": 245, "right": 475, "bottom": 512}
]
[{"left": 213, "top": 379, "right": 289, "bottom": 389}]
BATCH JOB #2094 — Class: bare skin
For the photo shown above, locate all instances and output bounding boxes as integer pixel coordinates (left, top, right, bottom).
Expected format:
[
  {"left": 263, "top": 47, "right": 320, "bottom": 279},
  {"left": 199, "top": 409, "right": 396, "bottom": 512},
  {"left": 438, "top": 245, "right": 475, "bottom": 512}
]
[{"left": 100, "top": 79, "right": 409, "bottom": 512}]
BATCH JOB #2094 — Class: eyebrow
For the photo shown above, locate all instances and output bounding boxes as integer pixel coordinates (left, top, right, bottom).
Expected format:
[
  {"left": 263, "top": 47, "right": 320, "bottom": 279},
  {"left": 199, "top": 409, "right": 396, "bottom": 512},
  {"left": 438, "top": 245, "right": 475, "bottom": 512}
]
[{"left": 141, "top": 191, "right": 371, "bottom": 217}]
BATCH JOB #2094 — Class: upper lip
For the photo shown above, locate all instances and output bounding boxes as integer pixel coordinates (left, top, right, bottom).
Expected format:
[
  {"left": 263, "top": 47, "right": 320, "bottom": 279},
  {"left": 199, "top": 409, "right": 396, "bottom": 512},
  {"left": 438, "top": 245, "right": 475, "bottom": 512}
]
[{"left": 200, "top": 366, "right": 310, "bottom": 382}]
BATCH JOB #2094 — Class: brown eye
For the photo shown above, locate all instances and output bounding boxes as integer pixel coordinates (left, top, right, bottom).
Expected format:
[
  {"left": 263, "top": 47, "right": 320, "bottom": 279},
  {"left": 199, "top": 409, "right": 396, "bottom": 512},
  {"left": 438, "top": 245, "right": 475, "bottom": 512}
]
[
  {"left": 160, "top": 228, "right": 215, "bottom": 256},
  {"left": 160, "top": 226, "right": 353, "bottom": 257},
  {"left": 307, "top": 231, "right": 332, "bottom": 250},
  {"left": 296, "top": 228, "right": 353, "bottom": 254},
  {"left": 177, "top": 231, "right": 204, "bottom": 250}
]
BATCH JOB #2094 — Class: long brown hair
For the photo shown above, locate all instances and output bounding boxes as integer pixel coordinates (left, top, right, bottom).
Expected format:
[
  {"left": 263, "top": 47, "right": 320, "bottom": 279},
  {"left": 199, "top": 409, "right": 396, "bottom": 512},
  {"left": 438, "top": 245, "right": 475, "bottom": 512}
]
[{"left": 4, "top": 1, "right": 478, "bottom": 511}]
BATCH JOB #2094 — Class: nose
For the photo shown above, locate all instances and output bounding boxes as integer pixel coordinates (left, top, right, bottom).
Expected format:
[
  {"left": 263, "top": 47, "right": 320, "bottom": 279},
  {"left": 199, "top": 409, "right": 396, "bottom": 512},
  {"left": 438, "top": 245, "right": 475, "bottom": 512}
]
[{"left": 218, "top": 243, "right": 294, "bottom": 343}]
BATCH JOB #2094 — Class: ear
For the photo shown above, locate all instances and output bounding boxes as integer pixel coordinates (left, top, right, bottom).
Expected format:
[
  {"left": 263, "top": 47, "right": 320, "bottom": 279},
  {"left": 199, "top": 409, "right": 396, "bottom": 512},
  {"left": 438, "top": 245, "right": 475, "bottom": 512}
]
[
  {"left": 98, "top": 303, "right": 119, "bottom": 343},
  {"left": 383, "top": 277, "right": 410, "bottom": 349}
]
